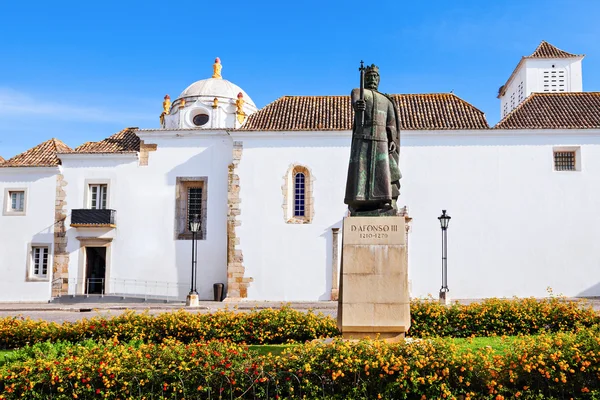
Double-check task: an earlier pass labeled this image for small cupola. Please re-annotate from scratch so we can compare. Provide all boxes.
[160,58,258,130]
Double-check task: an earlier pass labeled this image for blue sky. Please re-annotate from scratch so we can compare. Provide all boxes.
[1,0,599,159]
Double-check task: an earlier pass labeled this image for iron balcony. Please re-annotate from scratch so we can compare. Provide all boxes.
[70,209,116,228]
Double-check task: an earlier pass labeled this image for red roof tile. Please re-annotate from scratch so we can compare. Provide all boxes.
[74,128,140,153]
[240,94,489,131]
[527,41,582,59]
[0,139,72,168]
[495,92,600,129]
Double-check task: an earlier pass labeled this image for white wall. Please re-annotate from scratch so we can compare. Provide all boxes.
[0,168,57,302]
[500,67,526,118]
[61,133,232,300]
[237,130,600,300]
[234,133,350,301]
[403,130,600,299]
[525,58,583,95]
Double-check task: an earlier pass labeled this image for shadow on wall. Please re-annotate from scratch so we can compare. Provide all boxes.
[577,282,600,297]
[318,220,343,301]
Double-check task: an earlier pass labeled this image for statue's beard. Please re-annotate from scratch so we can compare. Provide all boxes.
[365,82,379,90]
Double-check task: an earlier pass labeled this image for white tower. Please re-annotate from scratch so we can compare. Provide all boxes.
[498,41,584,118]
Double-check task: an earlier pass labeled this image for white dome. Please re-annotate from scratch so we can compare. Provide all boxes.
[178,78,256,107]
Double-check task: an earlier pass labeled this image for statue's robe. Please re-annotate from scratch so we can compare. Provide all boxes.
[344,88,401,210]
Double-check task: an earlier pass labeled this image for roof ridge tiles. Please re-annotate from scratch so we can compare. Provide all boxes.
[73,127,140,153]
[241,94,489,131]
[0,138,72,168]
[527,40,583,59]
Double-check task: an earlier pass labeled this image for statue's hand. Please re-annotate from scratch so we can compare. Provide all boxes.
[354,99,366,112]
[389,141,397,153]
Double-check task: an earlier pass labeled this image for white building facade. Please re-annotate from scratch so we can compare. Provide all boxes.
[2,41,600,302]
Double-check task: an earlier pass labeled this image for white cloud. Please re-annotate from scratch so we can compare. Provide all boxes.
[0,87,155,124]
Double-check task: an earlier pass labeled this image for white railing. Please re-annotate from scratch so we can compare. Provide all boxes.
[54,278,189,301]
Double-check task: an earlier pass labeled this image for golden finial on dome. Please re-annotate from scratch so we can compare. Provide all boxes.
[179,98,186,109]
[160,94,171,126]
[212,97,219,109]
[236,92,246,123]
[212,57,222,79]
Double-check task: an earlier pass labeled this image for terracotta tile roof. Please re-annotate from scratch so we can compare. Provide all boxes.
[240,94,489,131]
[74,127,140,153]
[495,92,600,129]
[527,41,582,59]
[0,156,4,164]
[0,138,72,168]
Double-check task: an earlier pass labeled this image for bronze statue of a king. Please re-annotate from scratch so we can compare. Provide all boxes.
[344,63,401,216]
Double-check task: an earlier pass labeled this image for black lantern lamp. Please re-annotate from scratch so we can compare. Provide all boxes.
[438,210,451,230]
[438,210,451,304]
[189,214,201,234]
[188,214,201,298]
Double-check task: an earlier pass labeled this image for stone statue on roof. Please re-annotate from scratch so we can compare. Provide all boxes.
[344,62,401,216]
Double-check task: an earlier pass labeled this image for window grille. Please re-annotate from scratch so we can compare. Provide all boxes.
[554,151,576,171]
[32,247,48,277]
[187,187,203,230]
[10,191,24,211]
[294,172,306,217]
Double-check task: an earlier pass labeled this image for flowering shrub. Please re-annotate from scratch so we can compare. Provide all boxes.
[410,297,600,337]
[0,307,338,349]
[0,298,597,350]
[1,328,600,399]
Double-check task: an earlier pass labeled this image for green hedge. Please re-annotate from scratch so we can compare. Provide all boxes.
[410,297,600,337]
[0,307,337,349]
[0,298,597,349]
[1,328,600,399]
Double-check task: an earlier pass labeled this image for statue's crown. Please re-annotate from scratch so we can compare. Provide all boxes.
[366,64,379,74]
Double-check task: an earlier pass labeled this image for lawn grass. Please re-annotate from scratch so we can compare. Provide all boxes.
[0,336,519,365]
[449,335,518,355]
[248,344,292,356]
[248,335,518,358]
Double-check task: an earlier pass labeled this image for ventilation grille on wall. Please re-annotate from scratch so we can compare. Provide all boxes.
[543,70,566,92]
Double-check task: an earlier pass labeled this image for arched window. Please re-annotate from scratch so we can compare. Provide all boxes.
[294,172,306,217]
[282,165,314,224]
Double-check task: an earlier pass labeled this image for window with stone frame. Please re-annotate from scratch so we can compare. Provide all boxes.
[175,177,208,239]
[26,244,51,281]
[294,172,306,217]
[3,188,27,216]
[553,147,581,172]
[31,246,49,278]
[282,165,314,224]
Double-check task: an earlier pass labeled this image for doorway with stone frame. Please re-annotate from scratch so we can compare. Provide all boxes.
[85,247,106,294]
[76,238,112,295]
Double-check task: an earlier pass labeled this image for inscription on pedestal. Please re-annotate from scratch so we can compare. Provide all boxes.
[343,216,405,245]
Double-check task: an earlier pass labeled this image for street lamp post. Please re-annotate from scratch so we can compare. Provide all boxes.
[186,214,201,307]
[438,210,451,305]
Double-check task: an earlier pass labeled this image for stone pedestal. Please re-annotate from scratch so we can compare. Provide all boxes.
[337,216,410,340]
[186,293,199,307]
